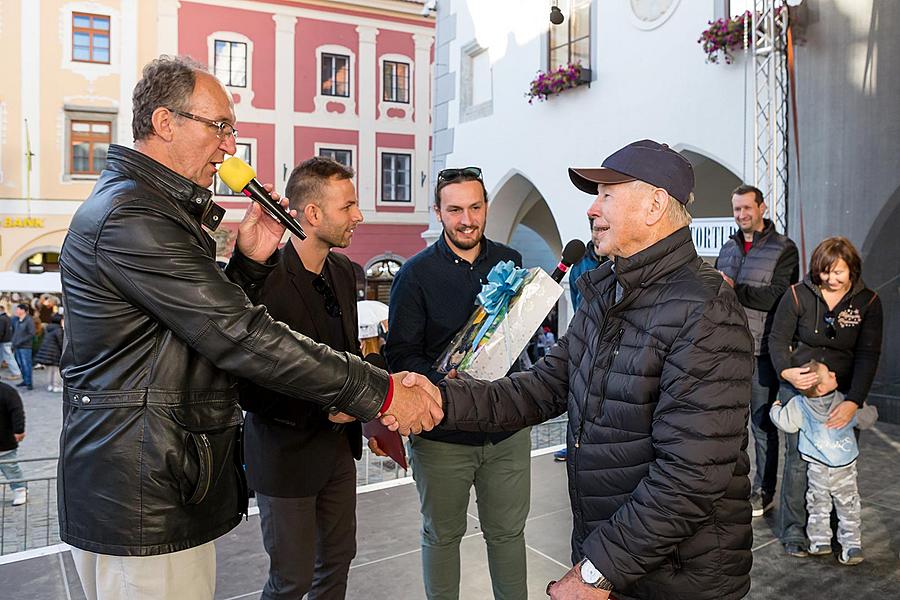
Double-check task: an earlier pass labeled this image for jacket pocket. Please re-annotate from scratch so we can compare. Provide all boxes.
[167,401,242,506]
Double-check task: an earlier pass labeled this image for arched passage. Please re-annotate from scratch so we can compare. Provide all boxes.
[487,170,562,271]
[861,184,900,407]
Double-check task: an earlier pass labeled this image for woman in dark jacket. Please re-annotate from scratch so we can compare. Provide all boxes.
[34,315,64,392]
[769,236,883,557]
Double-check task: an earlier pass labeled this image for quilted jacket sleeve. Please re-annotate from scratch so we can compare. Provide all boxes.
[95,202,389,421]
[439,334,572,430]
[585,289,753,589]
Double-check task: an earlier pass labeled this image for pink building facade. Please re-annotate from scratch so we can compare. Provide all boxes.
[169,0,434,290]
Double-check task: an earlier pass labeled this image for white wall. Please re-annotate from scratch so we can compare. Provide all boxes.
[443,0,752,246]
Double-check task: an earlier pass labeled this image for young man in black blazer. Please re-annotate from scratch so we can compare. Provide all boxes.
[240,157,364,600]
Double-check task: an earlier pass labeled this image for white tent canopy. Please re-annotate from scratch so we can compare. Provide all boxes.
[0,271,62,293]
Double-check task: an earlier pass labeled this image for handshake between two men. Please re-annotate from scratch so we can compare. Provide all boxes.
[328,371,443,435]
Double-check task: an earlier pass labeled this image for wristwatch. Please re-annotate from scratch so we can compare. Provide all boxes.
[579,558,614,591]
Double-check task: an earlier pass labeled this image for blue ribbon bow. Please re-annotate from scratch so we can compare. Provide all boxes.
[471,261,528,349]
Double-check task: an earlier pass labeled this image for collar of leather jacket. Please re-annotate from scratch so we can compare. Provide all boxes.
[613,226,698,293]
[105,144,226,231]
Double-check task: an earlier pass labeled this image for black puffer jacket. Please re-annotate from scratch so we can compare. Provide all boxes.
[35,323,63,366]
[58,145,390,556]
[442,228,753,600]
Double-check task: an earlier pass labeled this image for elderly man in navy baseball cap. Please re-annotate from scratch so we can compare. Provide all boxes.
[568,139,696,259]
[436,137,753,599]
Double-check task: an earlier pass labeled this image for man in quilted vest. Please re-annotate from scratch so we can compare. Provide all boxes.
[716,185,799,517]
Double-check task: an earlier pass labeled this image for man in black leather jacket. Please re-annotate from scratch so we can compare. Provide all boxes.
[58,55,442,600]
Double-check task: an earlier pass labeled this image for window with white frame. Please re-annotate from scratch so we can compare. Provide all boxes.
[214,142,252,195]
[383,61,410,103]
[319,148,353,168]
[321,53,350,97]
[381,153,411,202]
[65,107,116,178]
[214,40,248,87]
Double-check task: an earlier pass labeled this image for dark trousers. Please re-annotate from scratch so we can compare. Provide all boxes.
[14,348,32,387]
[750,354,779,495]
[778,383,807,545]
[257,440,357,600]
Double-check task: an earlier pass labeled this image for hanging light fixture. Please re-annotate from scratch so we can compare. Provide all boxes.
[550,1,564,25]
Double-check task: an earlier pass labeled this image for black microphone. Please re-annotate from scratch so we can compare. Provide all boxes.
[218,157,307,240]
[550,240,587,282]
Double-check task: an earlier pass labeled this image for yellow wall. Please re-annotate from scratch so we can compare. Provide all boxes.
[0,0,23,200]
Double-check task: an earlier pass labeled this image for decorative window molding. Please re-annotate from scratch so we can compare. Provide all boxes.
[314,45,356,115]
[207,31,255,105]
[379,54,414,123]
[459,41,492,123]
[62,105,116,181]
[59,2,120,80]
[377,148,413,204]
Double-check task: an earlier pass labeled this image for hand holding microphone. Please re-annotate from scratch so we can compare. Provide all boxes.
[219,156,307,240]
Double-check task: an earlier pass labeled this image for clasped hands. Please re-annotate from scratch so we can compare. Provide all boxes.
[328,372,443,436]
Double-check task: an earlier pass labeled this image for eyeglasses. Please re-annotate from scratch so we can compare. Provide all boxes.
[169,109,238,140]
[823,311,837,340]
[312,274,343,318]
[437,166,483,182]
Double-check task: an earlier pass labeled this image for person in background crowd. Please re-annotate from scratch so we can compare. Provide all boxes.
[384,165,532,600]
[715,184,799,517]
[0,304,22,381]
[11,304,35,391]
[769,359,878,565]
[569,217,608,312]
[768,236,883,558]
[0,380,27,506]
[35,315,64,393]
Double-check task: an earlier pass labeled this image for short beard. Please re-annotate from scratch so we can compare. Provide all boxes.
[444,227,482,251]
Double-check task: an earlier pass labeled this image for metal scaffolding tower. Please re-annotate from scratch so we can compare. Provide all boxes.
[752,0,790,232]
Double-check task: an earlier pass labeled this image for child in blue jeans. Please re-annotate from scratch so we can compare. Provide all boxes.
[770,360,877,565]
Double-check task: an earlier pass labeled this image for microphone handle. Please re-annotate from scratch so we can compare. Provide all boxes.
[550,263,568,283]
[245,179,307,240]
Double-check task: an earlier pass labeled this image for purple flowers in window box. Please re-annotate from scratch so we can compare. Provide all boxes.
[698,11,751,64]
[526,63,591,104]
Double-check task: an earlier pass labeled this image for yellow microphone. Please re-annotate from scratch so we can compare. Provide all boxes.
[218,157,306,240]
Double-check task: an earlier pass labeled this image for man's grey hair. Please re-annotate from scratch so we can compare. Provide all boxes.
[631,180,693,228]
[666,192,694,228]
[132,55,207,142]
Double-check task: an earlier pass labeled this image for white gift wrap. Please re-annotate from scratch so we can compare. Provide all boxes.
[460,268,562,381]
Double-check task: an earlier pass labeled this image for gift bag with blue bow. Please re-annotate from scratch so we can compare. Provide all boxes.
[434,261,563,381]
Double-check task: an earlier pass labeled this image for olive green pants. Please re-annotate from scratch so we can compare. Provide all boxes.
[409,428,532,600]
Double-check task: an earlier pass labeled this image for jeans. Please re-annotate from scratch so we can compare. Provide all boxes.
[14,348,32,387]
[778,384,808,545]
[750,354,780,495]
[0,448,26,492]
[1,342,20,376]
[409,428,532,600]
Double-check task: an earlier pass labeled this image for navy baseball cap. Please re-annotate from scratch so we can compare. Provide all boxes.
[568,139,695,204]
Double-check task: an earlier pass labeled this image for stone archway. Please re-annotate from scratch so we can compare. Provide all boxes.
[487,170,562,265]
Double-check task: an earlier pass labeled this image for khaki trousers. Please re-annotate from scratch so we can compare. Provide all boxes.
[70,541,216,600]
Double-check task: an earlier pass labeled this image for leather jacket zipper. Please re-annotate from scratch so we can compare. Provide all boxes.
[593,328,625,422]
[187,433,213,505]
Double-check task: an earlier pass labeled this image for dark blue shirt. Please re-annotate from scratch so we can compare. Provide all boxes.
[385,234,522,445]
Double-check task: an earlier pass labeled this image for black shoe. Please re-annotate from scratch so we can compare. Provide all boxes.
[749,491,774,517]
[16,382,28,388]
[27,385,33,390]
[784,543,809,558]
